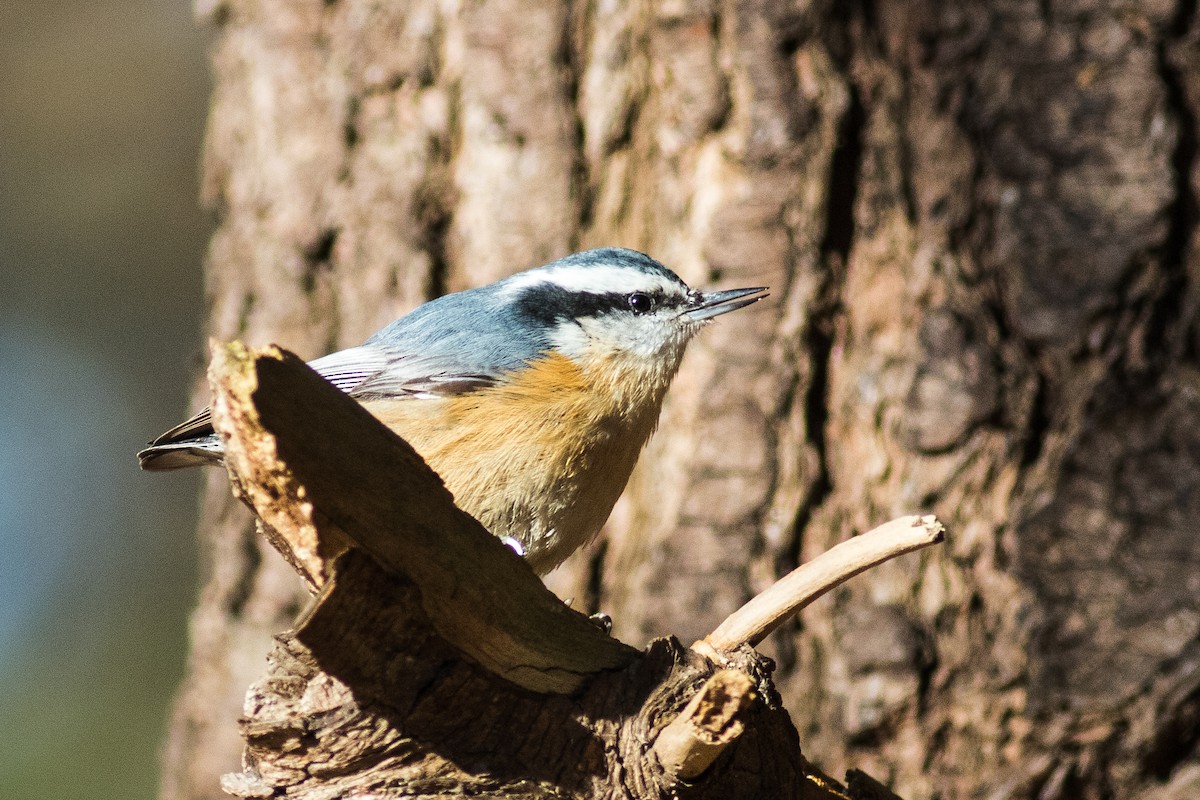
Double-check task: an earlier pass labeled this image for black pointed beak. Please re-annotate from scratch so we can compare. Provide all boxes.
[684,286,769,321]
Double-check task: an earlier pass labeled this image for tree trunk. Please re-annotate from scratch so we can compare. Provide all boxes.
[162,2,1200,799]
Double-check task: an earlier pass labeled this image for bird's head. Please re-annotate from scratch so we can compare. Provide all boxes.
[496,248,766,382]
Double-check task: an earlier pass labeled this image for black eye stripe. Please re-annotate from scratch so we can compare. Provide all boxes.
[515,286,681,324]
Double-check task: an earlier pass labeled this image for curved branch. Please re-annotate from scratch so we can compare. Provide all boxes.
[697,515,945,654]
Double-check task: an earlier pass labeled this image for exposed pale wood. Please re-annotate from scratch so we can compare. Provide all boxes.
[652,669,756,781]
[208,341,635,694]
[699,516,945,654]
[208,340,348,590]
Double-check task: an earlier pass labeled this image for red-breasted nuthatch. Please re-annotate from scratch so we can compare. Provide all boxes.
[139,248,767,574]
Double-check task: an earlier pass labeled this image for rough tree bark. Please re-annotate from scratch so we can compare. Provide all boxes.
[162,2,1200,799]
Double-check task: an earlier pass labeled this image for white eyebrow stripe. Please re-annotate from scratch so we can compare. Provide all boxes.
[501,264,685,297]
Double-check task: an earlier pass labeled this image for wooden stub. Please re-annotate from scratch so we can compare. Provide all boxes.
[653,669,757,781]
[210,340,348,589]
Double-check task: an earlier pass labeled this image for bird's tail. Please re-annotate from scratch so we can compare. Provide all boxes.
[137,435,225,471]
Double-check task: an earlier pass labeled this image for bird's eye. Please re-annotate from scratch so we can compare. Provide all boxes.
[628,292,655,314]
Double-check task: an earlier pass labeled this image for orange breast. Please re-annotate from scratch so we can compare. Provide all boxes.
[362,352,666,573]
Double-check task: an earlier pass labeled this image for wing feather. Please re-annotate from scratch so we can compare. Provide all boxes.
[149,344,500,447]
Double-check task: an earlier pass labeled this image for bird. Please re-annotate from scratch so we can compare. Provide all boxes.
[139,247,766,574]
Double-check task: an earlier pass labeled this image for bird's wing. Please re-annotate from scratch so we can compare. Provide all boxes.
[306,345,395,393]
[151,285,553,448]
[149,344,503,447]
[315,344,502,399]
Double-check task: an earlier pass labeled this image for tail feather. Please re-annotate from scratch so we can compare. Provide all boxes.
[138,435,225,471]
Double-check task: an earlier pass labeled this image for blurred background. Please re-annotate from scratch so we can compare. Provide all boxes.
[0,1,211,797]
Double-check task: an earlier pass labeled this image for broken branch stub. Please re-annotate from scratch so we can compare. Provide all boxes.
[208,341,634,694]
[652,669,756,780]
[208,339,347,588]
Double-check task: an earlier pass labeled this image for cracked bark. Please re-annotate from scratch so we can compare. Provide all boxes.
[163,2,1200,799]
